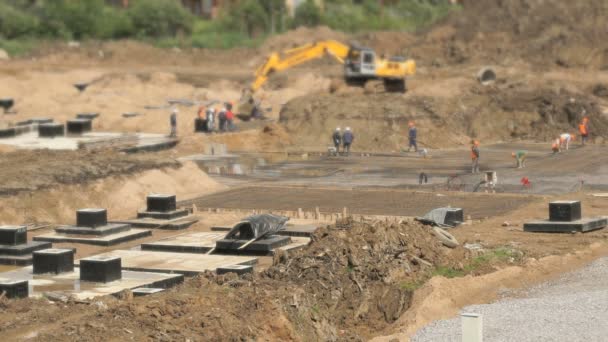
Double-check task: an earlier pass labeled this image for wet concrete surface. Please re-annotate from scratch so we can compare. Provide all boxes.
[187,143,608,195]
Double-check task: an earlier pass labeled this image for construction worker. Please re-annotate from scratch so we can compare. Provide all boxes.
[579,117,589,145]
[332,127,342,155]
[512,150,528,168]
[471,140,480,174]
[552,138,560,154]
[169,108,178,137]
[408,121,418,152]
[206,107,216,132]
[560,133,573,150]
[218,106,227,132]
[225,102,235,131]
[343,127,354,155]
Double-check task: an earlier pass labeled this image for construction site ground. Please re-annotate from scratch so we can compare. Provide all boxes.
[1,1,608,340]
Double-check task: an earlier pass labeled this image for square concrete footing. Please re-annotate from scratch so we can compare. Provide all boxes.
[0,226,27,245]
[76,208,107,227]
[141,232,225,253]
[80,256,122,283]
[66,119,92,135]
[38,123,64,138]
[549,201,582,222]
[55,223,131,236]
[524,217,607,233]
[0,280,29,299]
[111,216,198,230]
[137,209,189,220]
[33,249,74,275]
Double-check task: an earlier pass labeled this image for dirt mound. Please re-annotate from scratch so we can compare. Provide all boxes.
[419,0,608,68]
[280,81,608,151]
[261,26,348,51]
[0,219,467,341]
[0,149,177,196]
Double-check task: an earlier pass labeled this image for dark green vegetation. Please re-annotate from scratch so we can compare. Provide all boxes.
[0,0,457,54]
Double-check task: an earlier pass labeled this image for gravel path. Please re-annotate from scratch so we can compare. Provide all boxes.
[412,257,608,341]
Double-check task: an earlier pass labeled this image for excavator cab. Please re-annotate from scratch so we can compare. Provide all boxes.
[344,46,377,85]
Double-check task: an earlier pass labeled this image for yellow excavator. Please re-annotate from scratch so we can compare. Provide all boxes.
[250,40,416,94]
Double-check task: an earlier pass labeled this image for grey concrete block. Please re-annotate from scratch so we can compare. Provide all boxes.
[0,225,27,245]
[549,201,582,222]
[38,123,64,138]
[66,119,92,135]
[0,280,28,299]
[0,241,52,256]
[33,248,74,274]
[0,127,16,138]
[76,208,108,228]
[146,194,176,212]
[80,256,122,283]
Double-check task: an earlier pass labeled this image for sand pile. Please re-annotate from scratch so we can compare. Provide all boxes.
[0,160,224,224]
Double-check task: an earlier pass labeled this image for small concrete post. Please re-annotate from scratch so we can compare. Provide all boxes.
[298,208,303,219]
[315,207,320,220]
[342,207,348,218]
[461,313,482,342]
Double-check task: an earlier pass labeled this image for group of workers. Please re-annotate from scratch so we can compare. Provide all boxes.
[168,102,236,138]
[197,102,236,133]
[331,127,355,155]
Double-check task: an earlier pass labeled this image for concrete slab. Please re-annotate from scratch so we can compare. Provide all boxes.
[141,232,225,253]
[215,235,291,253]
[524,217,608,233]
[216,265,253,275]
[112,216,198,230]
[74,250,257,276]
[33,228,151,246]
[137,209,189,220]
[0,131,173,151]
[0,266,183,301]
[275,237,311,254]
[132,287,165,296]
[55,223,131,236]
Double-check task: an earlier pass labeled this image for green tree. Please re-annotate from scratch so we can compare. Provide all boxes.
[293,0,323,28]
[128,0,194,38]
[260,0,286,34]
[40,0,106,39]
[0,3,39,39]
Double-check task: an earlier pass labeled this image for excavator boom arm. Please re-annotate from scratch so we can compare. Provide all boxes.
[251,40,350,91]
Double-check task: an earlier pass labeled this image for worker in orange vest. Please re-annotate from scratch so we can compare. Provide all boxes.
[471,140,480,174]
[551,138,560,154]
[579,117,589,145]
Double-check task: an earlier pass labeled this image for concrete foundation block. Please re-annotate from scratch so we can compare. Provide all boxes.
[194,118,206,132]
[55,223,130,236]
[549,201,581,222]
[137,209,188,220]
[216,264,254,275]
[66,119,92,135]
[0,225,27,245]
[0,280,29,299]
[0,127,16,138]
[0,241,52,256]
[80,256,122,283]
[33,248,74,274]
[146,194,177,212]
[76,208,108,228]
[38,123,64,138]
[524,217,607,233]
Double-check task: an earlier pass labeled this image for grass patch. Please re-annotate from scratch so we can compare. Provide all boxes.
[433,247,523,279]
[400,278,427,291]
[0,38,38,57]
